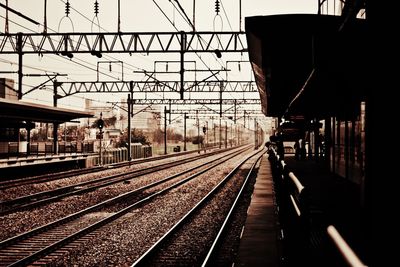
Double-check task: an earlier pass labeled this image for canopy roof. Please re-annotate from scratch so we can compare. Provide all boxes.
[246,14,368,119]
[0,98,93,127]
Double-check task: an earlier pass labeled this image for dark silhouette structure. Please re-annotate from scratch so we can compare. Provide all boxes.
[246,2,386,265]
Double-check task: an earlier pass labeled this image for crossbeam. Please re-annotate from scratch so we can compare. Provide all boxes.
[55,80,257,97]
[127,99,261,105]
[0,31,247,54]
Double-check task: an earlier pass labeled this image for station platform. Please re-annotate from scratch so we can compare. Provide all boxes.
[235,152,368,267]
[0,153,97,179]
[235,153,280,267]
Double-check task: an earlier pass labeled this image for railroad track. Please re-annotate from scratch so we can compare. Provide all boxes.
[131,149,265,267]
[0,146,248,216]
[0,147,254,266]
[0,149,202,190]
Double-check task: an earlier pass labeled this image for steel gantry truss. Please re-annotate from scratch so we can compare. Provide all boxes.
[54,80,257,98]
[1,31,248,100]
[0,31,247,54]
[127,99,261,105]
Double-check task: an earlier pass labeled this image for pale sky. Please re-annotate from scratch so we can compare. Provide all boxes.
[0,0,318,129]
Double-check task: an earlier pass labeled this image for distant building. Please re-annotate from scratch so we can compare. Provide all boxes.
[0,78,17,100]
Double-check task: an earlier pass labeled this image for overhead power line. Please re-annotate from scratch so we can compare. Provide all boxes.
[0,3,40,26]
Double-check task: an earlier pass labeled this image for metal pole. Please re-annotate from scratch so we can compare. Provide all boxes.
[43,0,47,33]
[206,121,208,151]
[64,122,67,155]
[169,100,172,124]
[219,117,222,149]
[235,124,239,145]
[231,123,233,147]
[180,31,186,99]
[213,118,216,148]
[99,128,103,165]
[27,124,31,156]
[5,0,9,33]
[234,99,237,123]
[238,124,240,145]
[197,110,200,153]
[53,80,58,154]
[17,32,23,100]
[219,82,223,117]
[225,121,227,148]
[184,113,187,151]
[164,106,167,155]
[239,0,242,31]
[99,112,103,165]
[127,94,132,161]
[117,0,121,32]
[192,0,196,31]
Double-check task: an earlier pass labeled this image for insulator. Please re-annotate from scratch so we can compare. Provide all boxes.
[94,0,99,16]
[215,0,220,15]
[65,1,70,17]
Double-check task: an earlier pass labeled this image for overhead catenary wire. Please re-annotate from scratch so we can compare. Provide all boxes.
[0,21,126,106]
[169,1,242,102]
[172,0,196,31]
[1,2,250,109]
[0,18,123,80]
[0,4,145,83]
[57,0,147,73]
[155,1,231,82]
[219,0,233,31]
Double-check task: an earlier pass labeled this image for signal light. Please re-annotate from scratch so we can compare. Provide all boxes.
[97,118,104,129]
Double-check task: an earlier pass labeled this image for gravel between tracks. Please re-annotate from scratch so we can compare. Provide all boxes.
[0,149,246,242]
[57,154,257,266]
[0,153,203,202]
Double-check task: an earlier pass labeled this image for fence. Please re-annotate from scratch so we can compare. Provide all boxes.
[0,141,95,158]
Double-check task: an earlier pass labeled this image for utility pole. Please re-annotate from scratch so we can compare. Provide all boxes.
[52,80,61,154]
[127,94,132,161]
[206,121,208,151]
[213,118,216,148]
[17,32,23,100]
[197,110,200,153]
[219,82,223,149]
[231,123,233,147]
[225,121,227,148]
[98,112,104,165]
[128,81,134,161]
[184,113,187,151]
[219,117,222,149]
[180,31,186,99]
[164,106,168,155]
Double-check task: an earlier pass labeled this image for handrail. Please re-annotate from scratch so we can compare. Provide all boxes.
[280,159,286,169]
[288,171,304,194]
[269,145,366,266]
[327,225,367,267]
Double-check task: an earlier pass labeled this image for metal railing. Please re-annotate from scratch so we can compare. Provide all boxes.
[267,145,366,266]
